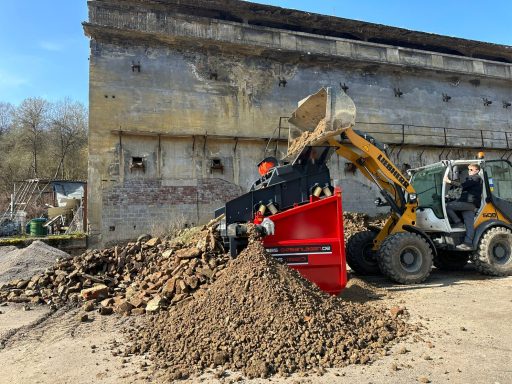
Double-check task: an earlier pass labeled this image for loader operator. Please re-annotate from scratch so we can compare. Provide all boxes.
[443,164,483,250]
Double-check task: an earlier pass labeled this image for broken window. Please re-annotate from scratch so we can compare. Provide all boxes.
[130,156,145,172]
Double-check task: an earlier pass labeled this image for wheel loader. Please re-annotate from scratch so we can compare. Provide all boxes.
[215,87,512,292]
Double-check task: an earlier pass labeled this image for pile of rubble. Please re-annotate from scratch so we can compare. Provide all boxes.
[0,214,412,379]
[128,228,413,380]
[0,214,387,314]
[0,226,228,314]
[343,212,386,239]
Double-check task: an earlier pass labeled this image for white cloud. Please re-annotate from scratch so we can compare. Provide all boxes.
[0,68,29,87]
[39,41,64,52]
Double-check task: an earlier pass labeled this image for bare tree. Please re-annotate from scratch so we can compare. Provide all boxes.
[0,97,88,203]
[49,99,88,179]
[0,102,14,135]
[14,98,50,178]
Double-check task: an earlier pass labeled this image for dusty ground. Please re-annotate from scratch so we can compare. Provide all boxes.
[1,265,511,384]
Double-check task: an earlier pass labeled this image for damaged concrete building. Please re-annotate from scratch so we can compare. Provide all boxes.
[83,0,512,246]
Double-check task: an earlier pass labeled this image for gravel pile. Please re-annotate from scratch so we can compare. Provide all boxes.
[0,214,410,379]
[0,241,71,285]
[128,227,413,380]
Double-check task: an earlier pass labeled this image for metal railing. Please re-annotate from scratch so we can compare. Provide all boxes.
[264,118,512,160]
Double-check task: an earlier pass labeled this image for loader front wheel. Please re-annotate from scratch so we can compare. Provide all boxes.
[346,231,381,275]
[378,232,433,284]
[472,227,512,276]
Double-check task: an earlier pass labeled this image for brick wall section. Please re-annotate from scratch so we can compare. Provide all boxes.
[104,179,243,206]
[101,178,243,244]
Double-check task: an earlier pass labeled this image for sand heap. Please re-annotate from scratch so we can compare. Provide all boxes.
[128,228,412,380]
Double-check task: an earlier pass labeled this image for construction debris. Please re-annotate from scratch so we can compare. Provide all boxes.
[0,214,387,310]
[343,212,387,239]
[0,213,416,379]
[127,227,414,380]
[0,226,229,311]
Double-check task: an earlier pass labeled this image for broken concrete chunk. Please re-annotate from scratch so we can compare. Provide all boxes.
[115,301,134,315]
[98,306,113,316]
[128,296,146,308]
[83,301,95,312]
[175,247,201,259]
[145,295,166,313]
[162,249,173,258]
[145,237,162,247]
[100,297,114,307]
[162,278,176,297]
[81,284,108,301]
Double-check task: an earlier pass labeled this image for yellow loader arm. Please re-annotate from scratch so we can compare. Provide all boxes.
[287,87,419,247]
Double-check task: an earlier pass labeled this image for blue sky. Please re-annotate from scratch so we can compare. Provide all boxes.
[0,1,511,106]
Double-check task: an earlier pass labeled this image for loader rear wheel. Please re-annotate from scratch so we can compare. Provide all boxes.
[434,251,469,271]
[378,232,433,284]
[346,231,381,275]
[472,227,512,276]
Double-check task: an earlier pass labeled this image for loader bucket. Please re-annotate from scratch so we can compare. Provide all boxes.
[286,87,356,159]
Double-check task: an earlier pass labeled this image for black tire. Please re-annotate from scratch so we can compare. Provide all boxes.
[434,251,469,271]
[378,232,433,284]
[346,231,381,275]
[472,227,512,276]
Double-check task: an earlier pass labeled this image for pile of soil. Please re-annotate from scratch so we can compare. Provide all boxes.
[338,276,389,303]
[0,241,71,285]
[128,229,413,380]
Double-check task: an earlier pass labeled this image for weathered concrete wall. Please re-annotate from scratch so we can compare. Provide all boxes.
[85,0,512,246]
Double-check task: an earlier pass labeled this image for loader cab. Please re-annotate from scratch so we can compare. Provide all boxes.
[410,160,487,234]
[410,159,512,235]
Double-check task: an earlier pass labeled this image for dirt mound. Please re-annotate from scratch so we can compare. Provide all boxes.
[338,275,389,302]
[128,230,413,380]
[0,241,70,285]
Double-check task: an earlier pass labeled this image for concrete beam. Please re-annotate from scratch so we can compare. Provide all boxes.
[84,6,512,82]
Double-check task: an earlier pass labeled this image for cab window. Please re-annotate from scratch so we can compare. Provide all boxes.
[486,160,512,202]
[410,165,445,218]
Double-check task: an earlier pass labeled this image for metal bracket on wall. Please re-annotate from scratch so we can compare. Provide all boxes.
[501,133,511,160]
[203,132,208,156]
[438,147,452,161]
[395,146,404,164]
[498,150,512,160]
[418,148,426,165]
[233,137,239,153]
